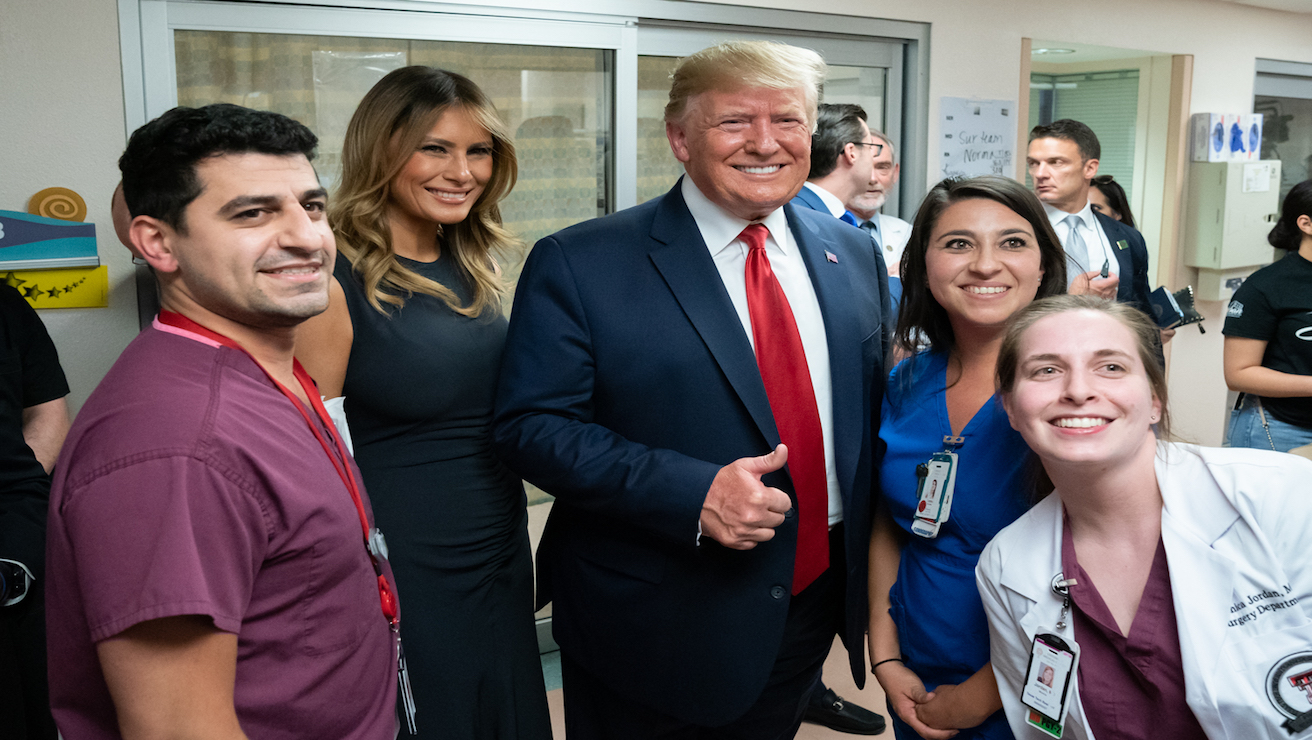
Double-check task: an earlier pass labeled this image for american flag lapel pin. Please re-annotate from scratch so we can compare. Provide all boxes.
[825,250,839,264]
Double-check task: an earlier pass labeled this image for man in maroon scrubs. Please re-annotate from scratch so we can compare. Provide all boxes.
[46,104,400,740]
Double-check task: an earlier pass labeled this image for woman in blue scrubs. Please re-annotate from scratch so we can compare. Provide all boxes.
[868,176,1066,739]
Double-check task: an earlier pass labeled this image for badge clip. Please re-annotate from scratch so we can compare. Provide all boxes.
[911,450,957,539]
[1022,632,1080,739]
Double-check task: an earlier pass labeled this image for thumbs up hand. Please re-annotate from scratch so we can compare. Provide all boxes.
[699,444,794,550]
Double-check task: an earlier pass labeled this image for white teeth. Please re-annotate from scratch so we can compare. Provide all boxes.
[429,189,468,202]
[1054,417,1108,428]
[738,165,781,174]
[967,286,1007,294]
[268,266,317,275]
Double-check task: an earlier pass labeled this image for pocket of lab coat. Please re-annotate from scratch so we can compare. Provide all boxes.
[1221,618,1312,739]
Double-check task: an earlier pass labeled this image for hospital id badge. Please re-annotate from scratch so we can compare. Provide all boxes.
[910,451,956,539]
[1022,632,1079,739]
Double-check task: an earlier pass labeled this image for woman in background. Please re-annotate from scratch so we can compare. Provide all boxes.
[1223,179,1312,452]
[1087,175,1176,346]
[1087,175,1135,229]
[298,66,551,739]
[981,294,1312,739]
[869,176,1066,739]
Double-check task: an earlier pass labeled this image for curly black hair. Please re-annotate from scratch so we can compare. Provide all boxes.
[119,103,317,233]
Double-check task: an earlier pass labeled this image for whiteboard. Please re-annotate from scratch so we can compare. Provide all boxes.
[939,97,1017,181]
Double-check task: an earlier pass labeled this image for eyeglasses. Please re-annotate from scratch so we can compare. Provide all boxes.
[850,141,885,156]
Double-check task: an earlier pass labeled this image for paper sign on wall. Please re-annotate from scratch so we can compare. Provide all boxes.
[940,97,1017,180]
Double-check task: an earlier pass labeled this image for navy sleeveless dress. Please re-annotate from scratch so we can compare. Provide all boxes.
[335,254,550,740]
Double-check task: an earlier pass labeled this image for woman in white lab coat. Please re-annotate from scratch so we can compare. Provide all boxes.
[977,294,1312,740]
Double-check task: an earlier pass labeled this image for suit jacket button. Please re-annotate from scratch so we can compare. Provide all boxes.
[784,508,796,520]
[770,586,786,599]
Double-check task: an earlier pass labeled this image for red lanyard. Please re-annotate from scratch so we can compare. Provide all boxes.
[157,311,398,628]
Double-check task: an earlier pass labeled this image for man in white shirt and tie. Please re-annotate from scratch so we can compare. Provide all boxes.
[846,128,911,278]
[1026,119,1154,320]
[790,104,879,229]
[790,104,896,346]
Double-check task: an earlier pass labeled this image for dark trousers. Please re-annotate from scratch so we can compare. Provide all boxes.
[562,526,847,740]
[0,585,57,740]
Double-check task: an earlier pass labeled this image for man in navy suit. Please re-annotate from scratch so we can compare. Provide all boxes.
[1026,119,1154,317]
[792,103,896,363]
[789,103,890,737]
[494,41,889,739]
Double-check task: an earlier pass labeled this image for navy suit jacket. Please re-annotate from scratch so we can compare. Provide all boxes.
[1094,210,1153,318]
[790,187,895,353]
[789,184,832,217]
[492,181,888,725]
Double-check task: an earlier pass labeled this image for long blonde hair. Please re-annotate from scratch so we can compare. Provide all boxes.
[330,66,520,317]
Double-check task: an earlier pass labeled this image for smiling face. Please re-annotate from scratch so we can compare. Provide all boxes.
[848,138,899,220]
[1003,310,1161,469]
[1027,136,1098,214]
[388,106,493,231]
[666,85,811,221]
[146,152,335,332]
[925,198,1044,335]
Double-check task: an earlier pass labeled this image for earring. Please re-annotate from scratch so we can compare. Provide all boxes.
[1150,415,1159,423]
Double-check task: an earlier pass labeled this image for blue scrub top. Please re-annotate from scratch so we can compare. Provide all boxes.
[880,351,1031,738]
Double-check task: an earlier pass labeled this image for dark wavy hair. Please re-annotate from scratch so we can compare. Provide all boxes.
[1268,179,1312,252]
[895,176,1068,357]
[119,104,317,233]
[1090,175,1136,230]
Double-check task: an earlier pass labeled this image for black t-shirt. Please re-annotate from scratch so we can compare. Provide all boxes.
[0,281,69,575]
[1223,251,1312,428]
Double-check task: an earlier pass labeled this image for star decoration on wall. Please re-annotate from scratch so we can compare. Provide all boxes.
[1,271,88,303]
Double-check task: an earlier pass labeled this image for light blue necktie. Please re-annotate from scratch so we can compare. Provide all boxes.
[1063,214,1089,287]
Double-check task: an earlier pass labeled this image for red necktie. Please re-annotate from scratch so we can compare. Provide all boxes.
[740,224,829,594]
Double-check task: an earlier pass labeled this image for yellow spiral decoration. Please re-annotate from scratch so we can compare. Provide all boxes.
[27,187,87,222]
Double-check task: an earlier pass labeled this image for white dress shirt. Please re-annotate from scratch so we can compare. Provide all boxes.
[681,177,841,525]
[802,181,848,219]
[1043,200,1118,285]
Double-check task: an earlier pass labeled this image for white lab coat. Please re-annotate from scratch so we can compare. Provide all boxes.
[977,442,1312,740]
[877,214,911,274]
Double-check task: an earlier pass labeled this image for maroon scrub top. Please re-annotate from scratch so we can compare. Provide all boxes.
[46,324,399,740]
[1061,515,1208,740]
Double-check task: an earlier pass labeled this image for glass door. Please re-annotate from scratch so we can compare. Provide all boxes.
[170,31,615,295]
[635,23,903,212]
[1256,59,1312,201]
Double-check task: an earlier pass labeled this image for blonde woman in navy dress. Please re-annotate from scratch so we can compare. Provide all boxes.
[298,66,550,739]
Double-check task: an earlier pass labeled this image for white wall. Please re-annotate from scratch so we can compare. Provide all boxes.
[1,0,138,414]
[9,0,1312,441]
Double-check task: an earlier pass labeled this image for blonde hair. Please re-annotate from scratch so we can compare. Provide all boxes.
[330,66,520,317]
[996,295,1171,440]
[664,41,826,126]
